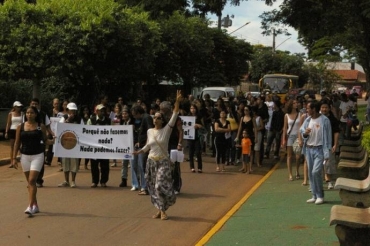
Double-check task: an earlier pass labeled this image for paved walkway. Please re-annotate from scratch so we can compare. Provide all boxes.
[198,162,341,246]
[0,138,341,245]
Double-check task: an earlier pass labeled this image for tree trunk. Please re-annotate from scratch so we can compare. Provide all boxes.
[182,78,192,97]
[33,80,41,101]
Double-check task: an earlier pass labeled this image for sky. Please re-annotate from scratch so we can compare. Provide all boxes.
[208,0,307,54]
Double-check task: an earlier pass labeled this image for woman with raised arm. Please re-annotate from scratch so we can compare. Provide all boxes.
[133,90,182,220]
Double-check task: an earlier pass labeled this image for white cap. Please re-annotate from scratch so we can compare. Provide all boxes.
[13,101,23,107]
[96,104,106,110]
[67,102,78,110]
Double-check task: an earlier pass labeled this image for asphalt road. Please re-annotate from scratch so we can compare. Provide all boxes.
[0,154,274,246]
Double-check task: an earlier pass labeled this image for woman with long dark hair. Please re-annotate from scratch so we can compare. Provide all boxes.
[235,106,257,172]
[214,109,231,172]
[188,103,204,173]
[12,106,53,215]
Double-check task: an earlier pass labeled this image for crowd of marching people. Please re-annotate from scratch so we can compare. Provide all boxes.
[4,88,364,215]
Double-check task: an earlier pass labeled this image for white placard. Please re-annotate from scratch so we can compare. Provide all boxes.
[179,116,195,140]
[54,123,134,159]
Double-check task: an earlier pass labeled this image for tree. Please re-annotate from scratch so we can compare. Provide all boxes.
[301,62,342,92]
[192,0,276,29]
[259,0,370,88]
[152,12,215,94]
[0,0,162,106]
[250,46,304,85]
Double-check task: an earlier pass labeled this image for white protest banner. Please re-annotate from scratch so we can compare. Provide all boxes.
[49,117,60,135]
[179,116,195,140]
[54,123,134,159]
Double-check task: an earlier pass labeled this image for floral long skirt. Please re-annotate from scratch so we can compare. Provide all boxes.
[145,158,176,211]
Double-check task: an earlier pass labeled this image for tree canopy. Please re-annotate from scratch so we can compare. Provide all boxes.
[260,0,370,87]
[0,0,256,107]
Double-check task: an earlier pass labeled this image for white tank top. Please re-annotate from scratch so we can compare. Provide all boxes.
[287,113,300,135]
[10,114,23,129]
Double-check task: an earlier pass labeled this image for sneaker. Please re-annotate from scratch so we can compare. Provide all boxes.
[306,198,316,203]
[91,183,98,188]
[130,187,138,191]
[32,205,39,214]
[111,162,117,167]
[24,206,33,215]
[174,190,179,195]
[36,183,43,188]
[70,181,76,188]
[328,182,334,190]
[315,198,324,205]
[58,181,69,187]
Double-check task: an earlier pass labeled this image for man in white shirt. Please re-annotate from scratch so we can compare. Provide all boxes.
[300,100,332,205]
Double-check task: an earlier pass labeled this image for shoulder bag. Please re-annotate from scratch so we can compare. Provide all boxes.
[154,135,175,171]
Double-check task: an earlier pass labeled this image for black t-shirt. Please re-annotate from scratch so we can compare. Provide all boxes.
[214,119,230,143]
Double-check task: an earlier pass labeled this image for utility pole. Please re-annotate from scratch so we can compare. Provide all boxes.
[272,28,276,53]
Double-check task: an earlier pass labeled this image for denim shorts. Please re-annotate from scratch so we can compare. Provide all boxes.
[287,134,298,147]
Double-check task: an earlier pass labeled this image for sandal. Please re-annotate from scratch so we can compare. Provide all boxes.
[138,190,148,195]
[152,211,161,219]
[302,182,308,186]
[289,177,294,181]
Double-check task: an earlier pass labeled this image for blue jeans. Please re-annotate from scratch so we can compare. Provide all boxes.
[131,153,146,189]
[305,147,324,199]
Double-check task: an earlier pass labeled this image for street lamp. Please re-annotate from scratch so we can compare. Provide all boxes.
[275,37,291,50]
[229,22,251,35]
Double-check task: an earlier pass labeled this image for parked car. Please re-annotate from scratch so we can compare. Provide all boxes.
[0,108,11,138]
[200,87,235,102]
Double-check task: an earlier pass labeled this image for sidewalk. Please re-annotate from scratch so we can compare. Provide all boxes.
[198,162,341,246]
